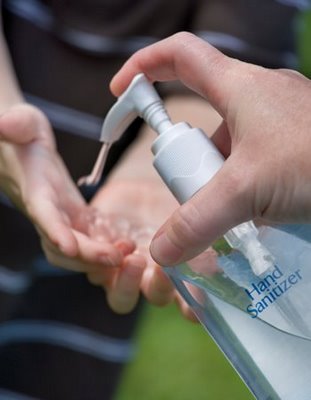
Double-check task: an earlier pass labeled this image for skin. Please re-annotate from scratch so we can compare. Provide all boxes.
[111,31,311,266]
[0,13,198,319]
[0,103,144,314]
[0,102,198,318]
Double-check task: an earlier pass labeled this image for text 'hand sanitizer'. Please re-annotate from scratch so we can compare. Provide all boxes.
[87,74,311,400]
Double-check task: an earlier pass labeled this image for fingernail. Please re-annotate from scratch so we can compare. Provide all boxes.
[150,232,183,265]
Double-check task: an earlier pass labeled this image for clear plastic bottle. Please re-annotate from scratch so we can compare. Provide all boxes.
[166,223,311,400]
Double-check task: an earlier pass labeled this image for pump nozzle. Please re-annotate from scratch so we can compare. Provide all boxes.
[100,73,173,143]
[78,73,172,186]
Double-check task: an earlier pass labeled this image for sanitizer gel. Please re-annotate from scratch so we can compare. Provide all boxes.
[89,73,311,399]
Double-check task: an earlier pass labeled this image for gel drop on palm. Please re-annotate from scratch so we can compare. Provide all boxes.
[98,73,311,400]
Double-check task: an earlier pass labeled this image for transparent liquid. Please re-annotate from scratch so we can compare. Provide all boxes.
[166,224,311,400]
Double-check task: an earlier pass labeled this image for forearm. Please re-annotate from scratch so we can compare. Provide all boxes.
[0,8,23,112]
[0,4,25,197]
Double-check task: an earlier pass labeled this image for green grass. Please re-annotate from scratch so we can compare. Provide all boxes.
[297,10,311,77]
[115,303,253,400]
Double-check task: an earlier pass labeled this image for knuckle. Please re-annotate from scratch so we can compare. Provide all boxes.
[169,202,206,247]
[223,160,257,217]
[172,31,196,44]
[276,68,306,82]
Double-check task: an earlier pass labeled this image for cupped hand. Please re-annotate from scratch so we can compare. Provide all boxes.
[111,31,311,266]
[0,103,131,279]
[0,104,196,318]
[91,178,197,320]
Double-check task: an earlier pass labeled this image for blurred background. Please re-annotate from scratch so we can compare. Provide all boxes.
[1,2,311,400]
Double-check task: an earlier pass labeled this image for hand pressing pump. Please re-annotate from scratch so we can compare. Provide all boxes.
[79,73,275,276]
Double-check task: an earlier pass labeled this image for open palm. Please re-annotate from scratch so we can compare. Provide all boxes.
[0,104,130,275]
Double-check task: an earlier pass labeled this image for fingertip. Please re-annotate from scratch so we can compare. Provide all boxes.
[56,229,79,258]
[110,68,137,97]
[150,231,184,266]
[109,74,123,97]
[107,254,145,314]
[110,56,146,96]
[175,293,198,323]
[143,264,175,306]
[181,305,198,323]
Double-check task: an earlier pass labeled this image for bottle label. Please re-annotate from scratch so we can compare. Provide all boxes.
[245,265,303,318]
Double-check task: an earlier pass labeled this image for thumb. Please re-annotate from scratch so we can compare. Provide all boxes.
[150,159,253,265]
[0,104,51,145]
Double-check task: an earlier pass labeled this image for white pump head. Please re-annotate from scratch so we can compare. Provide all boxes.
[100,73,173,143]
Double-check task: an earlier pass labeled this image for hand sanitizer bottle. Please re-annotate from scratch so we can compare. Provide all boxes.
[96,73,311,400]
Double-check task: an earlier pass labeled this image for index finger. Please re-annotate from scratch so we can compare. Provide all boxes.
[110,32,244,117]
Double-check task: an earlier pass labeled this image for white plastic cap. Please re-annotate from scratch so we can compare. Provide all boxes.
[152,123,224,203]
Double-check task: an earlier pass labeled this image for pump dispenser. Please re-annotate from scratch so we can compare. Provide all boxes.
[80,73,311,400]
[98,73,274,276]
